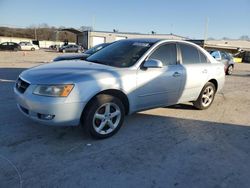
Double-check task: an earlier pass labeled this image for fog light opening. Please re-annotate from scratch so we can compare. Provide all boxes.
[38,113,55,120]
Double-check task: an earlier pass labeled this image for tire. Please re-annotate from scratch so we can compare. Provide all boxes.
[193,82,216,110]
[82,94,125,139]
[226,65,233,75]
[62,49,66,53]
[31,48,35,51]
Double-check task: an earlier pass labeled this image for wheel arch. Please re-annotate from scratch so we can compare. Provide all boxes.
[82,89,130,118]
[208,79,218,92]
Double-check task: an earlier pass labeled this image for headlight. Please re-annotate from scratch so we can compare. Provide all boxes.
[33,84,74,97]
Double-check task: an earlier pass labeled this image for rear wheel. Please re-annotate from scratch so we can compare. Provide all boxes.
[226,65,233,75]
[193,82,216,110]
[31,47,35,51]
[82,94,125,139]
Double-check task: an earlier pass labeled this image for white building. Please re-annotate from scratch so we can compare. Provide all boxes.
[75,30,187,49]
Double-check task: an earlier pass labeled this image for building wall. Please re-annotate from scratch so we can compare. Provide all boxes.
[0,36,75,48]
[0,36,33,44]
[39,41,65,48]
[205,40,250,51]
[78,31,187,49]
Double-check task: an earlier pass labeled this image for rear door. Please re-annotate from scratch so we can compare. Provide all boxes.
[178,43,209,102]
[73,45,78,52]
[71,45,76,52]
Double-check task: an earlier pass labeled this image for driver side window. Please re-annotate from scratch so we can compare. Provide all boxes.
[149,43,177,66]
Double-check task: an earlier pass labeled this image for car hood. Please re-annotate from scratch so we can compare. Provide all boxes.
[53,53,89,61]
[20,60,117,84]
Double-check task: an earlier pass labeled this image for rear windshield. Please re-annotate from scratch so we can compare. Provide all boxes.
[86,40,154,67]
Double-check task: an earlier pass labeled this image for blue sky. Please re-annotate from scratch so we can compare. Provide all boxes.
[0,0,249,39]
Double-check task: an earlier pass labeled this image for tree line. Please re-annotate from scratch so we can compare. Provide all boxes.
[0,26,79,42]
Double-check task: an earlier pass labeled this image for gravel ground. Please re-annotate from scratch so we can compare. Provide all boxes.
[0,50,250,188]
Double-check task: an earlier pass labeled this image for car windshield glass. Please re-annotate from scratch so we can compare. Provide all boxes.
[86,40,153,67]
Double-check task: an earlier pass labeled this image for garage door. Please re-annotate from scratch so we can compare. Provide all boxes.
[115,36,127,41]
[92,36,105,47]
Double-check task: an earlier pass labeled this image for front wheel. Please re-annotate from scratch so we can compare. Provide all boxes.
[82,94,125,139]
[193,82,216,110]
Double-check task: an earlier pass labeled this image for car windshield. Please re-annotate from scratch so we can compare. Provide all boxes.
[86,40,154,67]
[85,43,109,55]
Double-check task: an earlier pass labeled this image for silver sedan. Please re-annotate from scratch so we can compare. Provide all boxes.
[14,39,225,138]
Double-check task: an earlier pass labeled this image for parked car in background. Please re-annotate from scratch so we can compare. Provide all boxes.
[53,43,111,62]
[59,44,83,53]
[14,39,225,139]
[19,42,39,51]
[49,44,60,50]
[0,42,20,51]
[209,50,234,75]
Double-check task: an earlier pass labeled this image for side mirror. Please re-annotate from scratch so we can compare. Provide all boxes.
[143,59,163,68]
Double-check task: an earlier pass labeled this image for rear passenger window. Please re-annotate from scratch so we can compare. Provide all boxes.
[199,51,208,63]
[180,44,200,64]
[149,43,177,66]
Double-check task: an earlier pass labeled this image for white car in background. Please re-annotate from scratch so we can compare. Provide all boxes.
[19,42,39,51]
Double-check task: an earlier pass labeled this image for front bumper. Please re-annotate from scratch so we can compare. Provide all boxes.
[14,86,86,126]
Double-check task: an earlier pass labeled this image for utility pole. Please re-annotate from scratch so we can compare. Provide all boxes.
[92,15,95,31]
[34,27,37,40]
[204,17,209,41]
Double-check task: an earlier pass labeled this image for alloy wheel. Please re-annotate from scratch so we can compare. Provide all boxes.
[201,86,214,107]
[227,66,233,75]
[92,102,121,135]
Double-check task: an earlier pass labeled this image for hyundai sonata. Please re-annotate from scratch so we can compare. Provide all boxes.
[14,39,225,138]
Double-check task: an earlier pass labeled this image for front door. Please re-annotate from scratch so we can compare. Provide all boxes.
[136,43,184,110]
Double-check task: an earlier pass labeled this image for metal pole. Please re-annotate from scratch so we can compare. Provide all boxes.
[34,28,37,40]
[92,15,95,31]
[204,17,209,42]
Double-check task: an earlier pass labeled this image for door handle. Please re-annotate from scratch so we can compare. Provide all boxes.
[202,69,208,74]
[173,72,181,77]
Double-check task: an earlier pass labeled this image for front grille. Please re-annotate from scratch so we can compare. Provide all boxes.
[16,78,30,93]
